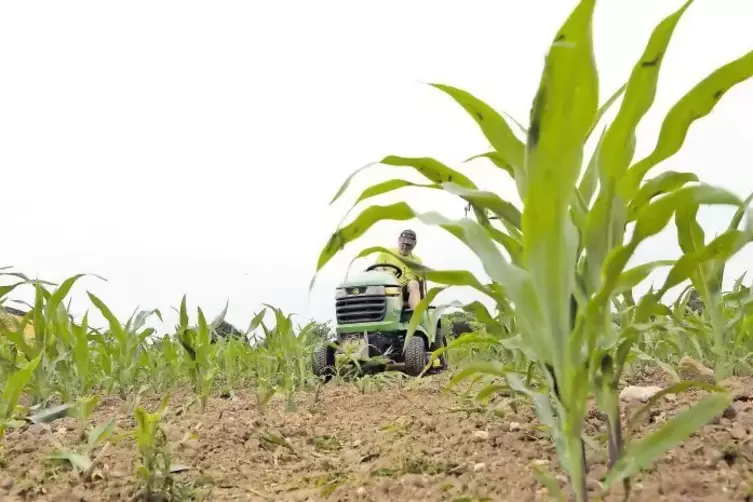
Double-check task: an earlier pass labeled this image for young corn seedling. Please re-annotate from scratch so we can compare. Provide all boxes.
[88,293,160,400]
[3,275,95,405]
[175,295,219,413]
[313,1,753,499]
[256,305,316,411]
[132,395,182,500]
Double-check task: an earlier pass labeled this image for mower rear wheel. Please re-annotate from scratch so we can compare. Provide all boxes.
[312,344,336,382]
[430,331,448,371]
[404,335,427,377]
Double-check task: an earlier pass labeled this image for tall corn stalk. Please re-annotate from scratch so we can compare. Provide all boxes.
[313,1,753,499]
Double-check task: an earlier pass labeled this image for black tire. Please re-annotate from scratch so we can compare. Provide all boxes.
[404,335,427,377]
[312,344,336,382]
[430,330,448,371]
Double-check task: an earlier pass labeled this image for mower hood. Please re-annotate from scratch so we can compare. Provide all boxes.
[337,270,400,288]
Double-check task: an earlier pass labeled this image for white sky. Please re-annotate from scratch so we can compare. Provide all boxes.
[1,0,752,333]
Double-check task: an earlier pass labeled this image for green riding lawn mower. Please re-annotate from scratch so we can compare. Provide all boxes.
[311,263,448,381]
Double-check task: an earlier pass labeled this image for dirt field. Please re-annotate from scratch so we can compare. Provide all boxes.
[2,370,753,502]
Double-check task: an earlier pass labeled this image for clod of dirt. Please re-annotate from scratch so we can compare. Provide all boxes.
[509,422,521,432]
[473,430,489,441]
[473,462,486,473]
[620,385,665,403]
[730,426,747,440]
[723,405,738,420]
[678,356,716,383]
[721,378,753,402]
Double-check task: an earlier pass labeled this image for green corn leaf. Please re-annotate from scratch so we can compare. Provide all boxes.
[464,151,515,180]
[0,282,28,301]
[631,185,741,243]
[448,361,510,387]
[316,202,415,274]
[88,292,128,346]
[341,177,522,231]
[441,182,522,229]
[329,155,477,207]
[404,286,446,342]
[476,383,511,402]
[585,82,627,139]
[577,127,606,211]
[47,450,93,473]
[486,227,524,266]
[87,417,116,450]
[246,309,267,335]
[178,295,189,331]
[659,229,752,295]
[379,155,477,187]
[615,260,675,295]
[627,171,700,220]
[47,274,104,320]
[350,179,433,206]
[717,192,753,285]
[623,49,753,198]
[461,301,508,337]
[210,300,230,330]
[0,352,41,422]
[625,380,726,432]
[430,83,526,197]
[604,391,731,488]
[598,0,692,181]
[502,111,529,136]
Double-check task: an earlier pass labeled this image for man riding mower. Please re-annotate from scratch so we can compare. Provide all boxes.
[311,229,448,380]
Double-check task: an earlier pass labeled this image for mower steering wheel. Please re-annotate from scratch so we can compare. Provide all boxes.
[366,263,403,279]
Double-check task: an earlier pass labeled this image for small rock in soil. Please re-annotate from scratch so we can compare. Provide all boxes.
[473,462,486,473]
[620,385,664,403]
[509,422,521,432]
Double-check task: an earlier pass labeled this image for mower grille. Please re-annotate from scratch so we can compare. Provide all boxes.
[336,295,387,324]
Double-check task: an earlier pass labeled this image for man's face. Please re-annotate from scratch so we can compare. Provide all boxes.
[398,235,416,256]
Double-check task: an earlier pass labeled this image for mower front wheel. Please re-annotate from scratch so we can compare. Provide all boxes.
[404,335,427,377]
[312,344,336,382]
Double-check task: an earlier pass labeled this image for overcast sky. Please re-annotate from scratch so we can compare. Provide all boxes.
[1,0,752,333]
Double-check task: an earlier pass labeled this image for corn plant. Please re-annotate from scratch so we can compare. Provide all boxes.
[88,293,160,400]
[313,1,753,499]
[175,296,219,413]
[132,395,177,500]
[2,275,101,404]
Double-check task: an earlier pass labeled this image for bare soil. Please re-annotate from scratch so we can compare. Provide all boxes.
[3,370,753,502]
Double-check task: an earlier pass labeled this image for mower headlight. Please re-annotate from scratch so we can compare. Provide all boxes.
[384,286,401,296]
[335,288,346,298]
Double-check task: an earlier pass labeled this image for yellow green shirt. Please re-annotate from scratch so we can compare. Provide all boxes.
[374,247,423,285]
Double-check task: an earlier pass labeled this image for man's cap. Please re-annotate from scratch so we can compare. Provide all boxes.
[400,229,417,241]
